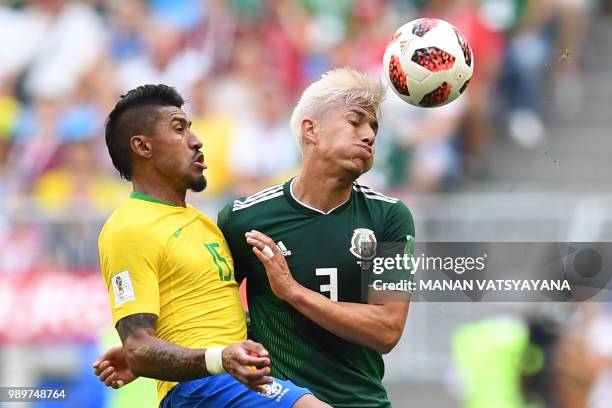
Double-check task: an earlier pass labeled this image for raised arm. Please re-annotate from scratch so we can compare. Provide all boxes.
[246,231,409,354]
[279,287,408,354]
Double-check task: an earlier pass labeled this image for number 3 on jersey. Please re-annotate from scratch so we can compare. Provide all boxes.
[316,268,338,301]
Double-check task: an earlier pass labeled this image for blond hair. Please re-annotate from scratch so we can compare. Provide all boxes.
[290,67,386,150]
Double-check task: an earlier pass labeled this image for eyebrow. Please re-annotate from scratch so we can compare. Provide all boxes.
[170,116,192,128]
[347,109,378,132]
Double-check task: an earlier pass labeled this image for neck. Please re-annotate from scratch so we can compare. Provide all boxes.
[132,179,187,207]
[293,164,354,213]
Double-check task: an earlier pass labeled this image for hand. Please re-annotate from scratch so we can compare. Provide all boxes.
[92,346,138,389]
[222,340,273,392]
[246,230,300,302]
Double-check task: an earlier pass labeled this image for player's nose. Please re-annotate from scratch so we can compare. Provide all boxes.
[188,131,203,150]
[361,128,375,146]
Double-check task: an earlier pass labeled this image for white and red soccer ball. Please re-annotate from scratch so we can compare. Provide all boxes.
[383,18,474,108]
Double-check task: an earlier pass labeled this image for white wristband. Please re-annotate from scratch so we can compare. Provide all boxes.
[205,346,226,375]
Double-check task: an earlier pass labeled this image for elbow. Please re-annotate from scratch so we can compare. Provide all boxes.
[377,334,401,355]
[376,325,404,354]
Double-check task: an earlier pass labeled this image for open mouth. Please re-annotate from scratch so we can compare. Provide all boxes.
[194,153,206,169]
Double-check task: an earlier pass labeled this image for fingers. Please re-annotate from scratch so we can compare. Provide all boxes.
[96,346,122,365]
[247,377,274,393]
[225,341,274,391]
[245,231,279,259]
[246,374,274,391]
[107,377,126,390]
[235,366,273,390]
[246,237,274,256]
[261,245,274,258]
[109,377,126,389]
[100,370,127,389]
[93,345,123,374]
[236,353,270,368]
[104,371,117,387]
[245,230,274,246]
[231,342,271,375]
[242,366,272,381]
[94,359,116,389]
[94,360,125,389]
[94,360,111,376]
[99,366,115,384]
[252,246,271,264]
[244,340,269,357]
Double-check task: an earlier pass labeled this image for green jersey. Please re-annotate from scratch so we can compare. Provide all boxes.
[218,178,415,408]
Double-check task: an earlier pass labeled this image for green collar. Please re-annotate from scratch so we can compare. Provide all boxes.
[130,191,179,207]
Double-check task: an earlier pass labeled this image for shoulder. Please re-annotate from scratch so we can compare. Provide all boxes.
[218,183,285,228]
[352,181,402,207]
[352,181,414,236]
[231,183,285,212]
[99,201,163,247]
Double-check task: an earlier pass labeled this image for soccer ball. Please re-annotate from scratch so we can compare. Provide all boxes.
[383,18,474,108]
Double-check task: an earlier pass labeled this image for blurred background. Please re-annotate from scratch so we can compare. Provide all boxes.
[1,0,612,407]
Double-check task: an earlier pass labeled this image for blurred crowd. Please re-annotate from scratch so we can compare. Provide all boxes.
[0,0,599,208]
[0,0,602,269]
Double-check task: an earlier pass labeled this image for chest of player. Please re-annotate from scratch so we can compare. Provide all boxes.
[251,211,380,304]
[163,218,236,289]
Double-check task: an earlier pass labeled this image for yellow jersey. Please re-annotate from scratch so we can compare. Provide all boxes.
[98,192,247,402]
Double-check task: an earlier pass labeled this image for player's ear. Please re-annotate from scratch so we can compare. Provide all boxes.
[130,135,153,159]
[301,118,317,146]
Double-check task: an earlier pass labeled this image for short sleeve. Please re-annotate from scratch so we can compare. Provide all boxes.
[98,226,162,326]
[368,201,416,293]
[382,200,415,243]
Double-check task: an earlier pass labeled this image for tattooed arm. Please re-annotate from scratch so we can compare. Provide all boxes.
[116,313,207,381]
[114,313,273,388]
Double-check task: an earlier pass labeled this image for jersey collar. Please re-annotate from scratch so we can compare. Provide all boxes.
[284,177,352,216]
[130,191,180,207]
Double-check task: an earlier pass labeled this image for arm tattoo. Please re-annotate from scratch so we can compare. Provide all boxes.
[135,339,209,381]
[116,313,157,343]
[116,313,208,381]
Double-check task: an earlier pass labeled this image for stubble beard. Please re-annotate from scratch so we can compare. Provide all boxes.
[189,174,207,192]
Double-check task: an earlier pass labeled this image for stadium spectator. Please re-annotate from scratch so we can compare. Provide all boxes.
[207,36,266,124]
[380,91,466,193]
[229,83,300,196]
[107,0,148,63]
[117,19,210,97]
[32,138,127,214]
[493,0,589,147]
[419,0,504,171]
[4,98,64,201]
[0,82,20,186]
[187,77,239,199]
[21,0,106,100]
